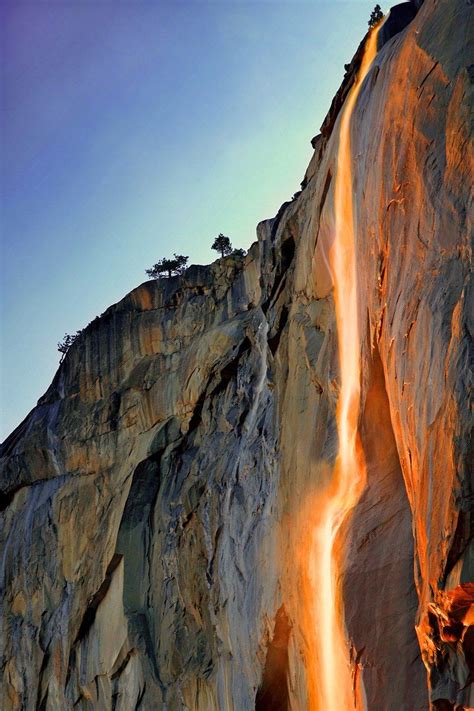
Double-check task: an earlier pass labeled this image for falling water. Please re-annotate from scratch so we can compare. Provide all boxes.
[309,24,382,710]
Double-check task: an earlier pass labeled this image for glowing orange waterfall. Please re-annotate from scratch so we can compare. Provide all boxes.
[307,24,382,711]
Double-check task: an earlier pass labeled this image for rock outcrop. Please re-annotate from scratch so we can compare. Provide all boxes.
[1,0,471,708]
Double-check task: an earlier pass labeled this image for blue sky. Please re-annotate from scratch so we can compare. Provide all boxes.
[1,0,383,440]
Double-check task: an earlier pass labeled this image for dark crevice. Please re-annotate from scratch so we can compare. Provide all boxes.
[237,407,250,432]
[432,701,455,711]
[268,306,289,356]
[108,391,122,431]
[255,606,291,711]
[280,236,296,272]
[207,525,223,583]
[37,690,49,711]
[270,202,292,242]
[111,648,135,681]
[319,170,332,217]
[135,682,147,709]
[35,650,50,711]
[132,613,163,688]
[163,288,184,309]
[187,390,207,434]
[73,555,123,646]
[443,509,474,586]
[66,555,124,689]
[121,458,162,530]
[262,235,295,315]
[0,482,25,512]
[262,274,287,317]
[209,338,251,400]
[114,453,166,693]
[186,337,251,436]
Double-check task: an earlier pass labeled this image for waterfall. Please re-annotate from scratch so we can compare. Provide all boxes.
[308,22,383,710]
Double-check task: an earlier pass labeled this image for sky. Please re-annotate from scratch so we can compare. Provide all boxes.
[1,0,384,441]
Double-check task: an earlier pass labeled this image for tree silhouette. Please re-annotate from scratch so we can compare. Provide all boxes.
[146,254,189,279]
[57,332,81,361]
[172,254,189,274]
[211,234,232,258]
[368,4,383,27]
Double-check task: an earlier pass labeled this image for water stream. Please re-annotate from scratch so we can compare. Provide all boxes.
[308,23,383,710]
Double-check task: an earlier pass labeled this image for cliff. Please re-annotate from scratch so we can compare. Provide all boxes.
[1,0,472,708]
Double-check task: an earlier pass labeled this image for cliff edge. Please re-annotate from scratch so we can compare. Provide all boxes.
[1,0,472,708]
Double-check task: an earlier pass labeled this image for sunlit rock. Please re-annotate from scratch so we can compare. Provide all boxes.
[1,0,471,708]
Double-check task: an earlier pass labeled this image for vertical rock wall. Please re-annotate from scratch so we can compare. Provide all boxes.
[1,0,471,708]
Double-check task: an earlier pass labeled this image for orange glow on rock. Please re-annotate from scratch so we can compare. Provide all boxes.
[305,24,382,710]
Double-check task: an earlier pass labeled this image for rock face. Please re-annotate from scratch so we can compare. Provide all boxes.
[1,0,471,708]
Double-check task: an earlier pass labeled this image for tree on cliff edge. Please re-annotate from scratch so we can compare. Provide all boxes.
[57,332,81,361]
[368,4,383,27]
[211,234,233,258]
[146,254,189,279]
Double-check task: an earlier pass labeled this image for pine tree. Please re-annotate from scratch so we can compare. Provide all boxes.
[368,4,383,27]
[146,254,189,279]
[57,332,81,361]
[211,234,233,258]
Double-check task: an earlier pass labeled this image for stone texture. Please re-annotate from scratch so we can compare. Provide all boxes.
[1,0,471,708]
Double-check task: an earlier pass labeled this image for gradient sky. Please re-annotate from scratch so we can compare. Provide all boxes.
[1,0,384,440]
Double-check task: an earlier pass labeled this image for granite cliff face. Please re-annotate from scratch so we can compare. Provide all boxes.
[1,0,472,709]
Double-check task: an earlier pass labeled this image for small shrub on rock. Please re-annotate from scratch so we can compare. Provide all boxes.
[146,254,189,279]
